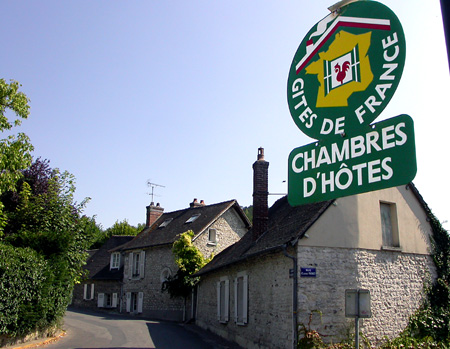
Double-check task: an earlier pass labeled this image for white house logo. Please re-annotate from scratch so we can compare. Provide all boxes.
[324,46,360,95]
[287,1,405,140]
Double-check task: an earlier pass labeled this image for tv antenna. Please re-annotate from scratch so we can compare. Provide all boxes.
[147,180,165,203]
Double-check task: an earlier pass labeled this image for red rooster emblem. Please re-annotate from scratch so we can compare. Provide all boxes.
[334,61,351,85]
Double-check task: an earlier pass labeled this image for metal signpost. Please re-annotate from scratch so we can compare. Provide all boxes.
[345,289,372,348]
[285,1,415,347]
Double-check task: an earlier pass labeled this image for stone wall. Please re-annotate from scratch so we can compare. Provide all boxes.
[123,245,185,321]
[296,246,435,344]
[72,280,122,312]
[194,208,248,259]
[121,207,248,321]
[196,252,293,349]
[196,246,435,348]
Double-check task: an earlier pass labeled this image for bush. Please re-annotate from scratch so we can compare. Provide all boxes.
[0,243,50,336]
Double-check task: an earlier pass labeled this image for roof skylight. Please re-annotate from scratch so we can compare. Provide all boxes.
[185,213,201,224]
[159,218,173,228]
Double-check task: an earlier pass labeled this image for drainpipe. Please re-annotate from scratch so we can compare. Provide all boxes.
[283,243,298,349]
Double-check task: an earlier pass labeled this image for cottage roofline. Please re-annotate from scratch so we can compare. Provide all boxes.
[117,199,248,252]
[195,197,334,277]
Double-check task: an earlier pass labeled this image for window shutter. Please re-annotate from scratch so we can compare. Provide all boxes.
[217,282,221,321]
[137,292,144,313]
[234,278,238,323]
[110,254,114,270]
[126,292,131,312]
[243,274,248,324]
[97,293,105,308]
[90,284,95,300]
[128,253,133,279]
[83,284,88,300]
[224,279,230,322]
[139,251,145,278]
[112,293,118,308]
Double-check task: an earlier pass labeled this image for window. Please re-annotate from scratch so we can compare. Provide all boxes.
[83,283,94,300]
[380,202,399,248]
[133,253,140,276]
[185,213,200,223]
[126,292,143,313]
[128,251,145,279]
[159,218,173,228]
[234,273,248,325]
[110,252,120,269]
[217,277,229,323]
[208,228,217,245]
[97,293,117,308]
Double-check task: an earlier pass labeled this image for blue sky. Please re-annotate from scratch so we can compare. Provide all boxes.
[2,0,449,229]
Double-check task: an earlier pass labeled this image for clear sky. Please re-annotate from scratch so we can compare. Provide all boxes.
[2,0,449,229]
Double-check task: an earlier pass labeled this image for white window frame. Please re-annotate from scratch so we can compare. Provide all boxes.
[128,251,145,279]
[380,201,399,248]
[98,293,118,308]
[110,252,120,270]
[83,283,95,300]
[217,277,229,323]
[208,228,217,245]
[234,272,248,325]
[126,292,143,313]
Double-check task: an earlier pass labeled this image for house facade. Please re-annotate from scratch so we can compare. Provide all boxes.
[118,199,251,321]
[194,148,435,348]
[72,235,134,312]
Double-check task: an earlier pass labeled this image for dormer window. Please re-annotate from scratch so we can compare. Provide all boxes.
[159,218,173,228]
[185,213,201,223]
[110,252,120,270]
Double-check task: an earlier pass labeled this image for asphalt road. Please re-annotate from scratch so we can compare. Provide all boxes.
[44,309,226,349]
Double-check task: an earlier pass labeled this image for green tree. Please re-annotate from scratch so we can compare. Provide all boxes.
[82,216,108,250]
[242,205,253,223]
[0,79,33,234]
[105,219,143,237]
[162,230,211,299]
[1,161,96,338]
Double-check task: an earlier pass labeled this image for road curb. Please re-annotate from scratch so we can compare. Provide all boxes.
[3,331,65,349]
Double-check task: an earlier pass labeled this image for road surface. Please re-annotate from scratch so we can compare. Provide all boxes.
[44,309,228,349]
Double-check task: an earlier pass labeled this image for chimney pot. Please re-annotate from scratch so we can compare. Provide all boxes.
[190,198,203,208]
[257,147,265,161]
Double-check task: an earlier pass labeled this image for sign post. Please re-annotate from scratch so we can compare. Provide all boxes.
[345,289,371,348]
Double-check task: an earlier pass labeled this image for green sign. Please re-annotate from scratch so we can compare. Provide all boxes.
[287,1,406,141]
[288,114,416,206]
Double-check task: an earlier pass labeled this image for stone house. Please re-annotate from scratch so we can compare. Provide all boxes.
[116,198,251,321]
[72,235,134,312]
[194,148,436,349]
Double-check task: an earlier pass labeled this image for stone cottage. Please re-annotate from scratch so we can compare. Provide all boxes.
[72,235,134,312]
[194,148,435,349]
[117,198,251,321]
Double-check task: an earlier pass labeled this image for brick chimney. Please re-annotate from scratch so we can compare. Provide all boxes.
[146,202,164,227]
[252,147,269,241]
